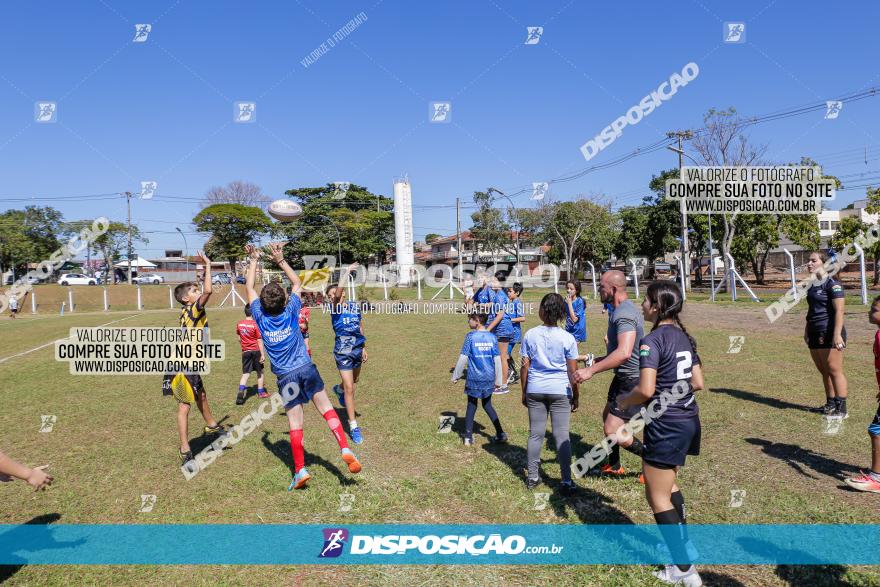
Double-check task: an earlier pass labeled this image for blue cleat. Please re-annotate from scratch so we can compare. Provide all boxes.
[333,384,346,407]
[350,426,364,445]
[288,467,311,491]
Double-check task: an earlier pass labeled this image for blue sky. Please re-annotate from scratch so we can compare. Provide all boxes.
[1,0,879,256]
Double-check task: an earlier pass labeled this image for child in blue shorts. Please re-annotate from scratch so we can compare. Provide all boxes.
[451,312,506,445]
[245,244,361,490]
[326,277,367,445]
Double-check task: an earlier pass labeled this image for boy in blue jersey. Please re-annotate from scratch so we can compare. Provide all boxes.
[326,274,368,444]
[451,313,506,445]
[487,278,513,394]
[506,283,525,385]
[245,244,361,490]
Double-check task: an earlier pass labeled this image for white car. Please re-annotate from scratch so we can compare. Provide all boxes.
[58,273,97,286]
[132,273,165,285]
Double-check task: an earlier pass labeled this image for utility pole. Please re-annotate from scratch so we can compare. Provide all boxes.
[667,131,693,291]
[125,191,133,285]
[456,197,463,282]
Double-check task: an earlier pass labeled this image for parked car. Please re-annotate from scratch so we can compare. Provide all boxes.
[132,273,165,285]
[58,273,97,286]
[235,275,246,284]
[212,272,232,285]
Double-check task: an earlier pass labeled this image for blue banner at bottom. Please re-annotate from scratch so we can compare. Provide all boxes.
[1,524,878,565]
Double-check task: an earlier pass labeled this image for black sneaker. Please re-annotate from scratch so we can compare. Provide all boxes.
[526,477,541,490]
[178,449,194,466]
[810,403,835,416]
[235,391,246,405]
[559,480,577,496]
[491,432,508,443]
[827,406,849,420]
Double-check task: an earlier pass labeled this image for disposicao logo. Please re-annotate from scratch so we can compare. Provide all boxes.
[319,528,349,558]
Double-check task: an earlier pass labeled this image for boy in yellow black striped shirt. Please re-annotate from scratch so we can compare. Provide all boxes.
[162,251,226,466]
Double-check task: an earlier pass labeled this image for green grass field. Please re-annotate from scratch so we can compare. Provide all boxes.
[2,287,880,586]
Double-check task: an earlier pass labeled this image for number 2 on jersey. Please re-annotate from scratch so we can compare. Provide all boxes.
[675,351,693,380]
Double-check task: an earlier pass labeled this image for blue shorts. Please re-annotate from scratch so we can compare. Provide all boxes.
[276,363,325,409]
[334,335,364,371]
[870,404,880,437]
[644,415,701,468]
[465,385,494,399]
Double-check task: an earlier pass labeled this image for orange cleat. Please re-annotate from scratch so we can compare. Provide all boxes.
[341,448,362,474]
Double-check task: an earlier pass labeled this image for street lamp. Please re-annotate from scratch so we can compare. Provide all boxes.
[487,187,520,268]
[666,145,714,297]
[175,227,190,276]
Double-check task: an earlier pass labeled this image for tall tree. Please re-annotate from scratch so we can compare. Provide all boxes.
[202,180,269,207]
[193,204,273,275]
[532,197,616,278]
[690,107,767,280]
[276,183,394,267]
[470,190,516,261]
[0,206,65,276]
[424,233,441,244]
[91,222,147,283]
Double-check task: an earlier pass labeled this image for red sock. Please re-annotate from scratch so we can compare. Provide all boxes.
[322,411,349,449]
[289,429,305,472]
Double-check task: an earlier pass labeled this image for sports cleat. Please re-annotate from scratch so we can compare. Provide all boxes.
[288,467,311,490]
[652,564,703,586]
[589,464,626,476]
[526,477,541,490]
[820,403,836,416]
[827,406,849,420]
[333,384,346,407]
[235,390,246,405]
[463,436,474,446]
[491,432,508,443]
[493,385,510,395]
[178,449,194,466]
[204,424,227,435]
[341,448,362,474]
[257,390,269,399]
[350,426,364,445]
[845,472,880,494]
[559,479,577,496]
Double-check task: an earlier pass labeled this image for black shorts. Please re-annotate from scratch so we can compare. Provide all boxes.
[301,330,309,339]
[497,335,512,343]
[643,415,701,468]
[806,325,847,349]
[241,350,263,375]
[607,375,641,420]
[9,307,18,314]
[162,372,205,404]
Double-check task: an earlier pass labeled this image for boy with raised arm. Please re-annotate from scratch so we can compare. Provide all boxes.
[245,243,361,490]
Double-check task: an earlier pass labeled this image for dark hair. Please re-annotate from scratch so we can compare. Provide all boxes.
[174,282,197,305]
[566,280,582,297]
[512,282,524,296]
[810,250,828,263]
[645,281,697,353]
[244,303,252,317]
[469,312,488,325]
[259,282,287,316]
[539,293,567,325]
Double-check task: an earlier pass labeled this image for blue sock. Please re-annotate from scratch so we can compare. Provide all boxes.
[239,385,246,391]
[258,387,266,394]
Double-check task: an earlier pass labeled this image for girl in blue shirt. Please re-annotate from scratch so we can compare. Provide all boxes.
[565,280,587,357]
[487,279,514,393]
[451,313,506,445]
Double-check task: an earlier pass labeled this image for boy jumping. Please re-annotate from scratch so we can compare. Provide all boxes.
[162,251,226,466]
[245,243,361,490]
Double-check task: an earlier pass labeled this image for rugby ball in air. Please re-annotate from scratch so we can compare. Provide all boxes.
[268,199,303,222]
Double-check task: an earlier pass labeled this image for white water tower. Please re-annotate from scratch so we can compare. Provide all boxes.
[393,176,415,285]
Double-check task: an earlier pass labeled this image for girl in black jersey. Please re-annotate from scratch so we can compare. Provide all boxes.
[618,282,703,586]
[804,251,848,418]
